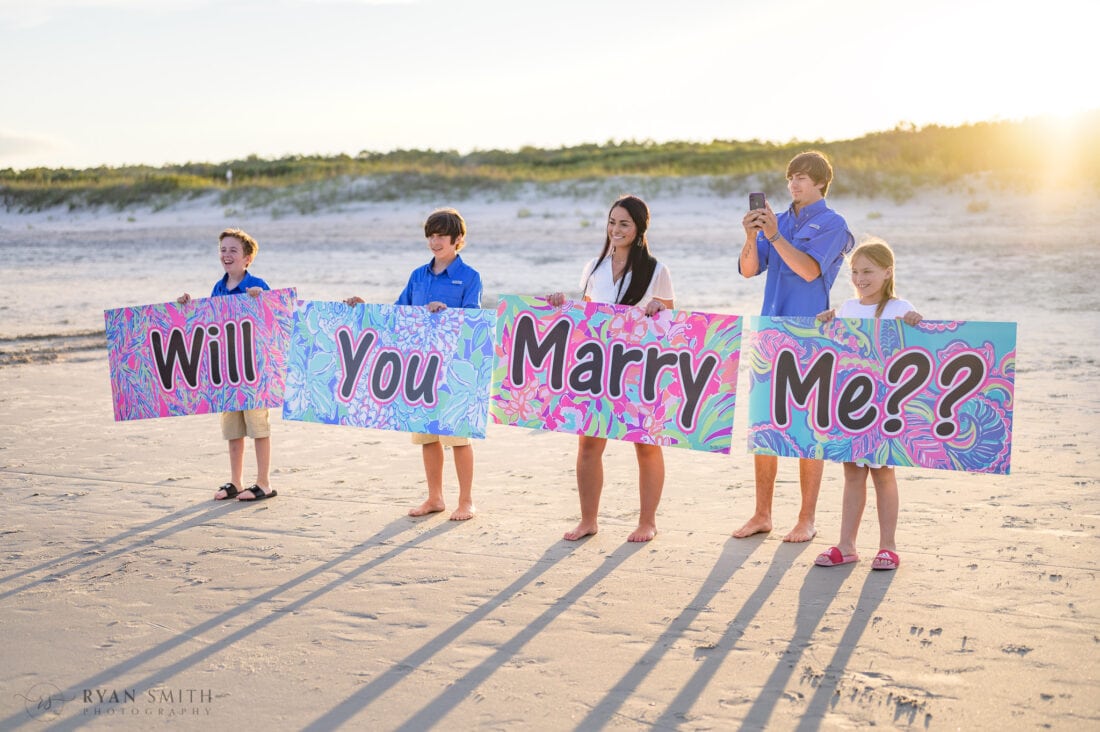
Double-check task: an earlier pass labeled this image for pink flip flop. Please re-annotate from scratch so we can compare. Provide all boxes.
[871,549,900,570]
[814,546,859,567]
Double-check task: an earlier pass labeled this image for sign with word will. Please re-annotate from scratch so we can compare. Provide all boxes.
[104,289,297,421]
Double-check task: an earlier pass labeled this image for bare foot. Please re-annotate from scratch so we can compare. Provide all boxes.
[563,521,598,541]
[408,499,446,517]
[627,523,657,542]
[449,503,476,521]
[732,515,772,538]
[782,520,817,543]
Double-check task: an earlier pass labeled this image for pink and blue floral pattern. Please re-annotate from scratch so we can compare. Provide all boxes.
[491,295,742,453]
[104,289,297,421]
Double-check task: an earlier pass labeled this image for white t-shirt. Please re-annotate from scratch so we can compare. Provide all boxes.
[837,297,916,319]
[579,257,675,305]
[837,296,917,469]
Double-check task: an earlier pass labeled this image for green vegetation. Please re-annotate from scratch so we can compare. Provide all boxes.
[2,113,1098,213]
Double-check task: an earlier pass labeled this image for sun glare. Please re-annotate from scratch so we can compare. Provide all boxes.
[1027,112,1099,193]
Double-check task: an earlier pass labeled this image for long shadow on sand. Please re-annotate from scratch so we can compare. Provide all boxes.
[0,499,225,602]
[793,570,897,731]
[651,539,814,728]
[302,539,645,731]
[577,536,764,730]
[1,516,456,731]
[738,562,888,730]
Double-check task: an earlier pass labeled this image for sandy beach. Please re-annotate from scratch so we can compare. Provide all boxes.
[1,184,1098,730]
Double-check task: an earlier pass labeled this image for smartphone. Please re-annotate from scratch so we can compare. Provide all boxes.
[749,192,766,210]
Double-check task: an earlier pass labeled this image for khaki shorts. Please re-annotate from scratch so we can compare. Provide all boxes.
[411,432,471,447]
[221,409,271,440]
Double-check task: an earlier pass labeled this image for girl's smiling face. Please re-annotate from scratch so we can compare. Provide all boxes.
[220,236,253,279]
[850,253,893,304]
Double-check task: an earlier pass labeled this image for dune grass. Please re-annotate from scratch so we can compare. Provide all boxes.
[2,113,1097,213]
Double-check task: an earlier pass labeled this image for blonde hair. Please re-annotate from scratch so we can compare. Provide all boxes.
[849,237,896,317]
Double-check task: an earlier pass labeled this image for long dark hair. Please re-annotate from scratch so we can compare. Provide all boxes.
[585,195,658,306]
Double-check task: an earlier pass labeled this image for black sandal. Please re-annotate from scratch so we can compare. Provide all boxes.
[214,483,240,500]
[238,484,277,501]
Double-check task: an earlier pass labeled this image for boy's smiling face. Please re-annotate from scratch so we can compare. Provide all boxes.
[220,236,253,279]
[427,232,460,261]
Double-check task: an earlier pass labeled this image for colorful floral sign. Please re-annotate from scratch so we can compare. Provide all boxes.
[747,316,1016,473]
[281,302,496,438]
[491,295,741,453]
[104,289,297,421]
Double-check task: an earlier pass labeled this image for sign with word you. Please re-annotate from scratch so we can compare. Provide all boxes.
[491,295,742,453]
[747,316,1016,474]
[104,289,297,421]
[281,301,496,438]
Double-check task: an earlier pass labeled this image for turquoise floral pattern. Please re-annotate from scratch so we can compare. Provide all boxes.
[747,316,1016,474]
[281,302,495,438]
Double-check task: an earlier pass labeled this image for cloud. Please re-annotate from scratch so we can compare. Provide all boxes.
[295,0,417,4]
[0,0,414,27]
[0,0,205,28]
[0,131,60,163]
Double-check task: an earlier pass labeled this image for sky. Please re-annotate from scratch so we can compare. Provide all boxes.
[1,0,1096,170]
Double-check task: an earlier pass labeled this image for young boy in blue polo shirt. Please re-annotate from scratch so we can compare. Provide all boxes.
[178,227,277,502]
[346,208,483,520]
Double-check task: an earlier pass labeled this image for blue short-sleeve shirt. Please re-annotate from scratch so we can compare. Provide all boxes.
[395,254,483,309]
[744,199,853,317]
[211,271,270,298]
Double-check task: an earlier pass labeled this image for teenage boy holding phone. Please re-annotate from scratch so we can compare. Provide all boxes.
[735,150,854,543]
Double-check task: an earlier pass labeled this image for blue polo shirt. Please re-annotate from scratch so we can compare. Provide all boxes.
[396,254,482,309]
[211,271,270,297]
[745,199,853,316]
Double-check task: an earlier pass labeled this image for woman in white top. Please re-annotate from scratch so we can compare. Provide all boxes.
[548,195,675,542]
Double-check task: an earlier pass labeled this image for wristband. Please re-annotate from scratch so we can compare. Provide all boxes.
[767,231,781,243]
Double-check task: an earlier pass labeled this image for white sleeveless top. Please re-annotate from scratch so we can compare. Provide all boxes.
[579,257,674,305]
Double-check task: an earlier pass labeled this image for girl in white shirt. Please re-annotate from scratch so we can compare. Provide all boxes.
[548,195,675,542]
[814,238,922,571]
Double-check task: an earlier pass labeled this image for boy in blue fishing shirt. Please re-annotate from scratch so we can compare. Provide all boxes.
[734,151,854,543]
[178,227,276,502]
[346,208,483,520]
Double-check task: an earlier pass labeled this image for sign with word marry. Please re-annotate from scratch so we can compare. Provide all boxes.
[104,289,298,421]
[281,302,496,438]
[747,316,1016,474]
[491,295,742,453]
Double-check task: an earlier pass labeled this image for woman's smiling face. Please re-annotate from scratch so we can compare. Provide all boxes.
[607,206,637,252]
